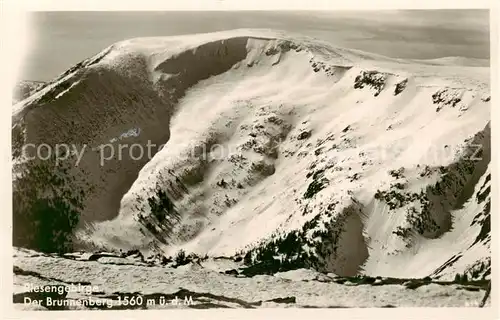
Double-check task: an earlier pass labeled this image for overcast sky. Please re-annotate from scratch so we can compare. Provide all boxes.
[21,10,490,81]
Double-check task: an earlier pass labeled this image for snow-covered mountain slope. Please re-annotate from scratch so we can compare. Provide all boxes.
[12,29,491,279]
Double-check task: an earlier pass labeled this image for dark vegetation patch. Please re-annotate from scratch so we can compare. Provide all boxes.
[239,230,312,277]
[303,169,329,199]
[476,182,490,204]
[478,173,491,191]
[237,201,356,277]
[216,179,228,188]
[297,130,312,140]
[405,201,440,236]
[347,173,361,182]
[303,178,328,199]
[432,89,462,112]
[174,249,189,267]
[378,152,480,239]
[265,40,302,56]
[419,165,435,177]
[388,167,405,179]
[392,226,412,239]
[135,182,181,245]
[353,71,387,96]
[13,156,92,254]
[470,200,490,247]
[374,188,425,211]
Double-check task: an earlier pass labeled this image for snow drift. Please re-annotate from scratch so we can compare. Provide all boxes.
[12,29,491,280]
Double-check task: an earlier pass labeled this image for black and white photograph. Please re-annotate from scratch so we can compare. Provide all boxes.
[4,3,496,315]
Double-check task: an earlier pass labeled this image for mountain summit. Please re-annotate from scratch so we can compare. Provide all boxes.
[12,29,490,281]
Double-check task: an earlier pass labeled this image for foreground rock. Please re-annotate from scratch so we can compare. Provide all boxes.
[13,248,490,310]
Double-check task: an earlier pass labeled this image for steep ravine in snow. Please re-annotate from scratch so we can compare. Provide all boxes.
[12,30,491,280]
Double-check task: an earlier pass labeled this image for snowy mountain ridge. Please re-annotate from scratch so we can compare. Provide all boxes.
[12,29,491,281]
